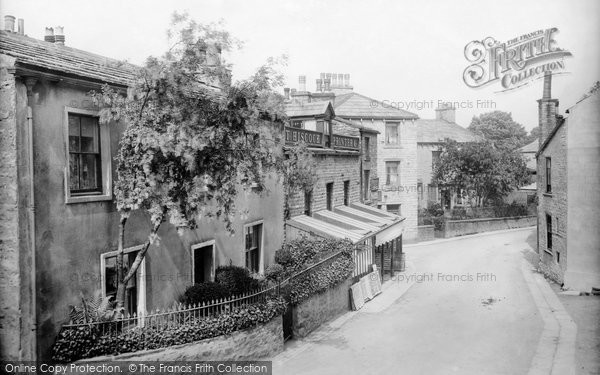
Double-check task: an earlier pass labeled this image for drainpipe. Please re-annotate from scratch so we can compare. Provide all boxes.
[25,77,37,360]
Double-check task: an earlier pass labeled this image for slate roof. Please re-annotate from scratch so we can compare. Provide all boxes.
[334,117,380,134]
[333,92,418,120]
[416,119,480,143]
[519,139,538,153]
[285,101,332,118]
[0,30,135,86]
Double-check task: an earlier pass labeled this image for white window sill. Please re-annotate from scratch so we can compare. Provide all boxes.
[66,193,113,204]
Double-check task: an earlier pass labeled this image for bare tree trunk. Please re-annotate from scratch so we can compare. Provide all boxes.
[115,214,128,316]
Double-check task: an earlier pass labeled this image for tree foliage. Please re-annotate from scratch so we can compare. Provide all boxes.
[433,140,529,206]
[468,111,528,151]
[90,13,287,311]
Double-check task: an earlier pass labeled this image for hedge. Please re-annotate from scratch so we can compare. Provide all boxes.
[52,296,287,363]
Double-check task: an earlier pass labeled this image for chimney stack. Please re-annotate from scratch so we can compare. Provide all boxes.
[323,78,331,92]
[44,27,55,43]
[435,103,456,123]
[17,18,24,35]
[54,26,65,45]
[344,74,350,87]
[298,75,306,92]
[284,87,290,100]
[4,15,15,32]
[538,71,559,148]
[331,74,338,88]
[291,88,297,96]
[316,79,323,92]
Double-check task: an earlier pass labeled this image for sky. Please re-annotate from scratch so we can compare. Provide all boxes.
[2,0,599,131]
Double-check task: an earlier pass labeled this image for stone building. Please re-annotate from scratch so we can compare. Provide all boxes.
[283,95,406,278]
[414,105,480,209]
[536,72,600,292]
[0,23,285,360]
[286,73,419,239]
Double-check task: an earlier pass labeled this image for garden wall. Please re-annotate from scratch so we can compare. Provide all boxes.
[78,316,283,363]
[442,216,536,238]
[292,278,352,338]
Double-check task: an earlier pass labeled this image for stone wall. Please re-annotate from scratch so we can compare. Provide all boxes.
[292,278,351,338]
[79,316,283,363]
[417,225,435,242]
[443,216,536,238]
[537,123,567,285]
[287,152,360,218]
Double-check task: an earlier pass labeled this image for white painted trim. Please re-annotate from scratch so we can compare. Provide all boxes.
[191,240,216,283]
[63,106,113,204]
[244,220,265,274]
[100,244,147,316]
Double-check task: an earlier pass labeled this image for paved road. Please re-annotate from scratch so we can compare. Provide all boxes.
[272,228,548,375]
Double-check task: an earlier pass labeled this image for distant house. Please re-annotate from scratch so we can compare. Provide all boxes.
[286,73,420,239]
[415,104,480,209]
[536,72,600,292]
[519,139,538,174]
[283,92,406,278]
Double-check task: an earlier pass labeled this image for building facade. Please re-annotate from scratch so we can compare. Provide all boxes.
[283,97,405,278]
[0,27,285,360]
[286,73,419,239]
[537,72,600,292]
[415,105,480,209]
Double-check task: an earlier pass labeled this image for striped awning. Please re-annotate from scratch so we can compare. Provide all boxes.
[286,202,405,244]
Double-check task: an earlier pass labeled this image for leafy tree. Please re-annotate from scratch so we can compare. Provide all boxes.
[468,111,528,151]
[91,13,287,313]
[524,126,540,145]
[433,140,529,207]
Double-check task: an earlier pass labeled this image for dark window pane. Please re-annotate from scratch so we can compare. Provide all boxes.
[80,154,99,190]
[69,154,80,191]
[68,116,80,152]
[80,117,99,153]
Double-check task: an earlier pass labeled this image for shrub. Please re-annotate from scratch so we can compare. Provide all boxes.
[286,251,354,305]
[264,264,284,281]
[215,265,261,294]
[180,282,232,305]
[275,238,353,276]
[425,202,444,217]
[52,296,287,363]
[492,202,528,218]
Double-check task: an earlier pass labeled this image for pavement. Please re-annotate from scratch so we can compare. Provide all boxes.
[270,227,590,375]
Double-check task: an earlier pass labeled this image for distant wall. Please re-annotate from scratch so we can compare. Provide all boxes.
[443,216,536,238]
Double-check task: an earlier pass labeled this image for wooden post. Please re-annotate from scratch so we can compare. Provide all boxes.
[390,239,395,276]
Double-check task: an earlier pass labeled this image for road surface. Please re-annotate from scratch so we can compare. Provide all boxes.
[272,228,555,375]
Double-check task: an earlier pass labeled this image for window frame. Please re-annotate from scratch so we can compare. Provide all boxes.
[343,180,350,206]
[191,239,216,283]
[385,122,400,145]
[326,182,334,210]
[364,136,370,161]
[545,157,552,193]
[363,170,371,201]
[385,161,400,186]
[244,220,264,274]
[64,107,112,204]
[304,189,313,216]
[546,214,553,251]
[100,244,147,316]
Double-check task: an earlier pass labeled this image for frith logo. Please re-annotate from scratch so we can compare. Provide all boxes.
[463,28,572,91]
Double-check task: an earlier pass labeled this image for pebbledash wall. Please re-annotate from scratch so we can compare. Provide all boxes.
[0,33,285,361]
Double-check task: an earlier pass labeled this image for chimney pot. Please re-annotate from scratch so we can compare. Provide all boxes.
[316,79,323,92]
[344,74,350,87]
[284,87,290,100]
[542,71,552,99]
[331,74,338,88]
[324,78,331,92]
[4,15,15,32]
[44,27,55,43]
[54,26,65,45]
[17,18,24,35]
[298,75,306,92]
